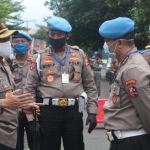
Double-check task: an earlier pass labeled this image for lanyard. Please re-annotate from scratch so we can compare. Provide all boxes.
[50,45,70,73]
[110,50,138,85]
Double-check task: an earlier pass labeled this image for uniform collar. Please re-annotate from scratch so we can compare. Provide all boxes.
[13,55,32,66]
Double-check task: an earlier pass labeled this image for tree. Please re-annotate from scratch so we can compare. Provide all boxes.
[132,0,150,48]
[31,25,49,46]
[44,0,134,54]
[0,0,25,30]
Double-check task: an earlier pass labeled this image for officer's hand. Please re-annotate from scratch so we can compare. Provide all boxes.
[86,114,97,134]
[23,103,44,115]
[1,89,33,109]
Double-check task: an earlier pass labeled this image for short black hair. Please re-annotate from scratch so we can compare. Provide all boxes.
[120,31,135,46]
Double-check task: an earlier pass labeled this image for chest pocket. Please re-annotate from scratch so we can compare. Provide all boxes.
[69,65,82,82]
[0,78,11,99]
[108,83,121,108]
[42,67,57,84]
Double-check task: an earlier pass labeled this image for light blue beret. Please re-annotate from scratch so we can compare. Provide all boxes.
[47,17,72,32]
[99,17,135,39]
[13,31,32,41]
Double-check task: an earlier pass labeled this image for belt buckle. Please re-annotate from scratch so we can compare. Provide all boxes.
[106,131,111,142]
[106,131,114,142]
[58,98,68,107]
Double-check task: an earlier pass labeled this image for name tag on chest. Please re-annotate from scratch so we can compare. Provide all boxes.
[62,74,69,83]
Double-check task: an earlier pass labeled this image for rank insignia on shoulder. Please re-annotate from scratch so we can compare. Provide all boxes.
[28,56,32,60]
[128,86,138,98]
[3,60,8,66]
[125,79,136,86]
[112,95,117,104]
[30,60,36,70]
[122,57,129,66]
[83,54,90,67]
[3,84,9,89]
[46,75,54,83]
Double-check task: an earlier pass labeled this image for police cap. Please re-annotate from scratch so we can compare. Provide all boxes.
[99,17,135,39]
[0,22,17,39]
[47,17,72,32]
[12,31,32,41]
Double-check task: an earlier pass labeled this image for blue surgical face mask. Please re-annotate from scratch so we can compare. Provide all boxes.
[103,42,116,58]
[13,43,28,55]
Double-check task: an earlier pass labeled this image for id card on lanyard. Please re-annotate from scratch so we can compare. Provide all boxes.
[51,45,70,83]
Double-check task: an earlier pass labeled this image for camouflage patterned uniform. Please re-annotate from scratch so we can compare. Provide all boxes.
[93,59,103,97]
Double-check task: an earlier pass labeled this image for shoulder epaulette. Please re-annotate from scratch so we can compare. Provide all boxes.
[70,45,80,50]
[141,49,150,54]
[3,60,8,66]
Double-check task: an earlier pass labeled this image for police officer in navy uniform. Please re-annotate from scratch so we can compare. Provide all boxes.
[24,17,98,150]
[99,17,150,150]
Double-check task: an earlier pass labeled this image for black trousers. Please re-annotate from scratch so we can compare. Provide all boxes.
[0,143,15,150]
[110,134,150,150]
[39,105,85,150]
[18,116,32,150]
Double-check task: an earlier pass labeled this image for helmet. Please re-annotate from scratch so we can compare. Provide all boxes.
[93,51,99,58]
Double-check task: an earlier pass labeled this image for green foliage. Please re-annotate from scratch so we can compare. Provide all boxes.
[44,0,150,52]
[132,0,150,48]
[0,0,25,29]
[44,0,134,53]
[31,25,49,46]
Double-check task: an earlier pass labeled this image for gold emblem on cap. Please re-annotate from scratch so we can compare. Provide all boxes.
[0,22,7,29]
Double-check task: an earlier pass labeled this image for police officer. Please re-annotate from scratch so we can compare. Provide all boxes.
[0,22,41,150]
[24,17,98,150]
[92,51,103,97]
[99,17,150,150]
[11,31,34,150]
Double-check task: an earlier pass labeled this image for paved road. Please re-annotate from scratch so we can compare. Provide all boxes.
[24,78,111,150]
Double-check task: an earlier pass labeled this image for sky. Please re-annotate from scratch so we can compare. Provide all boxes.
[17,0,54,29]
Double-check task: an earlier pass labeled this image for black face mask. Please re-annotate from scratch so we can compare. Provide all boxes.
[49,36,67,49]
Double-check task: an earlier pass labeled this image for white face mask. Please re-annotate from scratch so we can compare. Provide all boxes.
[0,41,12,58]
[108,40,118,55]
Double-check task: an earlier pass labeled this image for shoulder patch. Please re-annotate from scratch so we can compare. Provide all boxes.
[125,79,136,86]
[128,86,138,98]
[30,60,36,70]
[70,45,79,50]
